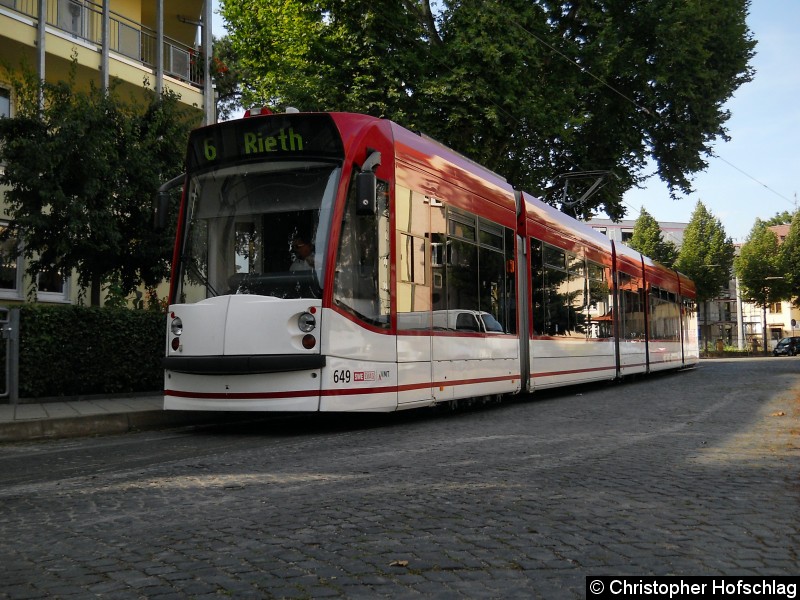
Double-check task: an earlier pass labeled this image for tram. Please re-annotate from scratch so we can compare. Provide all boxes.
[161,110,698,412]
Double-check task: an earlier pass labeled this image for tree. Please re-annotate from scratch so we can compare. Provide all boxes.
[0,66,199,306]
[735,219,791,354]
[764,211,793,226]
[628,207,677,267]
[213,35,250,121]
[781,211,800,308]
[218,0,754,219]
[674,201,735,351]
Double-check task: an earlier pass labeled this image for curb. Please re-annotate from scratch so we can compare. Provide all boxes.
[0,410,254,443]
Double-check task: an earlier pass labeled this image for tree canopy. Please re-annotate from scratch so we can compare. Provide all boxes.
[0,67,199,305]
[764,211,794,226]
[218,0,755,219]
[735,219,791,307]
[673,201,735,304]
[780,211,800,308]
[628,207,677,267]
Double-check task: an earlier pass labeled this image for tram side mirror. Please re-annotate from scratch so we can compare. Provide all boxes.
[154,174,186,231]
[155,190,170,231]
[355,171,377,215]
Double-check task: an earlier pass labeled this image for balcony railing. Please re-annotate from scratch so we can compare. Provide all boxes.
[1,0,203,87]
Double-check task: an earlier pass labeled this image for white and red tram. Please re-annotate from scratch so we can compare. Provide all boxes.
[162,110,698,412]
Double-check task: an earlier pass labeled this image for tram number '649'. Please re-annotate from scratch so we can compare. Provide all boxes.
[333,369,352,384]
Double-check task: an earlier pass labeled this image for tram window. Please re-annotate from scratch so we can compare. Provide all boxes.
[179,162,339,301]
[543,245,566,270]
[399,233,426,284]
[588,262,604,282]
[587,261,612,338]
[649,286,680,341]
[619,272,645,341]
[682,298,697,343]
[431,203,447,312]
[431,242,445,267]
[448,216,476,241]
[396,188,430,237]
[568,254,587,336]
[333,176,390,328]
[479,246,506,330]
[447,238,479,311]
[396,187,431,328]
[568,255,584,277]
[479,220,504,250]
[503,227,517,334]
[423,204,515,333]
[234,222,260,274]
[396,232,429,329]
[530,238,545,335]
[539,243,584,336]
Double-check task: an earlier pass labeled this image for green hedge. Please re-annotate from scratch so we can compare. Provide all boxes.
[17,305,165,399]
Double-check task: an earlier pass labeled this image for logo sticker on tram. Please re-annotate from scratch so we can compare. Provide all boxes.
[353,371,376,382]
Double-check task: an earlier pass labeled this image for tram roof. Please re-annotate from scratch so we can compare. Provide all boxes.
[388,121,517,210]
[520,192,613,255]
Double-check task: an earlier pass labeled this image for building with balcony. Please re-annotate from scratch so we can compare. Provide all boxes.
[0,0,212,304]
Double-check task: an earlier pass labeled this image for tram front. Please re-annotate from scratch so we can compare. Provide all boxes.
[163,112,352,411]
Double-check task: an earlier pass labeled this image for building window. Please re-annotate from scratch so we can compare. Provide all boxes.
[57,0,84,37]
[0,88,9,118]
[37,268,70,303]
[0,223,22,299]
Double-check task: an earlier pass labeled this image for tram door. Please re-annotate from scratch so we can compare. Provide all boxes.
[395,187,437,406]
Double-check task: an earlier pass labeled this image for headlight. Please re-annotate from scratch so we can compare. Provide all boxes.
[170,317,183,336]
[298,312,316,333]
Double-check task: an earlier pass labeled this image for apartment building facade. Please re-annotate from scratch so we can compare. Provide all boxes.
[0,0,211,304]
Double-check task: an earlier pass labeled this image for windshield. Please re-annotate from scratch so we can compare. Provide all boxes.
[177,161,341,302]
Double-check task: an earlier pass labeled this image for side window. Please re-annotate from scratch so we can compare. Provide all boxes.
[587,261,612,338]
[649,287,680,341]
[333,175,390,327]
[396,187,431,330]
[682,298,697,345]
[478,219,511,333]
[530,238,544,335]
[446,209,479,313]
[567,253,586,336]
[542,244,567,335]
[618,272,645,341]
[430,205,513,333]
[503,228,516,334]
[541,244,586,337]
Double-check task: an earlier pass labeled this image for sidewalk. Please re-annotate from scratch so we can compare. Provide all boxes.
[0,395,239,443]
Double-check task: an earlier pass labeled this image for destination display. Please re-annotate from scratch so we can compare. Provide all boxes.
[186,113,345,170]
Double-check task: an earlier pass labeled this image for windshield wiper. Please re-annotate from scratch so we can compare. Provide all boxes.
[182,257,219,297]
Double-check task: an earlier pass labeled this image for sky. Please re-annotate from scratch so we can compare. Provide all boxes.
[621,1,800,243]
[211,2,798,243]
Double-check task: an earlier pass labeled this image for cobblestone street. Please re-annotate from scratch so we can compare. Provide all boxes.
[1,358,798,598]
